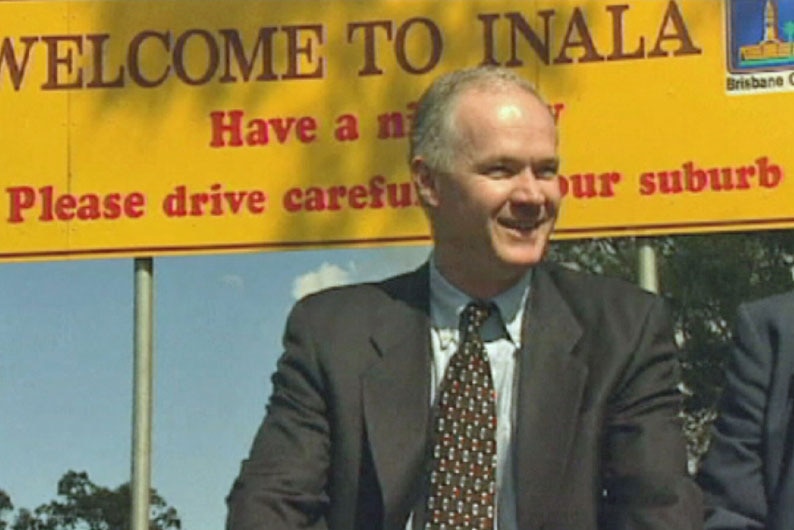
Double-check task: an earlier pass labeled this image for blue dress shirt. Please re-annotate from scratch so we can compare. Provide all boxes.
[407,258,532,530]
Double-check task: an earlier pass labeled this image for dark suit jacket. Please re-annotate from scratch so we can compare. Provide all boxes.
[226,262,701,530]
[699,290,794,530]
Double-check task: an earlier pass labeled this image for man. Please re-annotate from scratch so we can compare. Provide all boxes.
[226,66,701,530]
[699,291,794,530]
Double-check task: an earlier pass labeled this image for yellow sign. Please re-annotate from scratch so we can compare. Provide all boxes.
[1,0,792,262]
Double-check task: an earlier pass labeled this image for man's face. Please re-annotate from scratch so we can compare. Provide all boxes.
[414,85,561,294]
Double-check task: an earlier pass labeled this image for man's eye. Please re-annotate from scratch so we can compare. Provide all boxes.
[535,166,559,180]
[484,166,512,178]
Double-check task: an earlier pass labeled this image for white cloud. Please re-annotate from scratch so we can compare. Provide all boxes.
[355,245,430,279]
[291,262,354,300]
[290,246,431,301]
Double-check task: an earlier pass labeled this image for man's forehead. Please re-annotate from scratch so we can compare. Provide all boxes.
[496,103,524,122]
[454,84,553,120]
[453,88,556,134]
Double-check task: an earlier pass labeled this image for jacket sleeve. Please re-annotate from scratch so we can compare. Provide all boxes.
[600,297,703,530]
[697,303,773,530]
[226,300,331,530]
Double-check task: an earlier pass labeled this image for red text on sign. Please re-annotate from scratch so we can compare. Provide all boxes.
[639,156,783,195]
[283,175,417,212]
[209,110,318,147]
[163,184,267,216]
[559,171,620,199]
[6,186,145,223]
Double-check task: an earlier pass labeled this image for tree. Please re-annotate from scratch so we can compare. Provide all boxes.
[549,231,794,463]
[5,471,180,530]
[1,490,13,530]
[552,231,794,408]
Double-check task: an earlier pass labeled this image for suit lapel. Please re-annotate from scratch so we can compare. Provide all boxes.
[360,264,590,528]
[515,265,588,529]
[362,266,432,528]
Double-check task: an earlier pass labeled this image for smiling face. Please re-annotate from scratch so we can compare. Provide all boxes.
[413,84,561,298]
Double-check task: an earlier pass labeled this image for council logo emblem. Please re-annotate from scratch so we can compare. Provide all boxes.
[726,0,794,93]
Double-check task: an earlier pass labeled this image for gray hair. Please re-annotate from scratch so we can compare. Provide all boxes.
[409,66,546,172]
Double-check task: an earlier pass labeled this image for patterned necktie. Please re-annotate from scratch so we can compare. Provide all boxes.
[425,301,497,530]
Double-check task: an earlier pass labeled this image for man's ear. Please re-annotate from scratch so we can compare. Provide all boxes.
[411,157,440,208]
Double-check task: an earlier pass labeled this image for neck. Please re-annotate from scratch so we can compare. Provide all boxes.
[433,252,528,300]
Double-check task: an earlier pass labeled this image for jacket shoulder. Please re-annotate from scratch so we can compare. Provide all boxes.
[292,265,427,317]
[740,289,794,324]
[540,261,661,311]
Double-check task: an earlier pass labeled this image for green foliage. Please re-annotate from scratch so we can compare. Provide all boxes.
[3,472,180,530]
[1,490,13,530]
[551,231,794,465]
[660,232,794,410]
[550,231,794,413]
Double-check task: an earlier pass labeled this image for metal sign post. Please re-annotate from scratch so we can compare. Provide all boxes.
[638,241,659,294]
[131,257,154,530]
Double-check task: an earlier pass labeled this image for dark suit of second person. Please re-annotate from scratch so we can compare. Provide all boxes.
[699,290,794,530]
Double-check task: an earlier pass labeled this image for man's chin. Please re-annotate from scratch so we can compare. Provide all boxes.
[495,247,547,271]
[495,236,550,266]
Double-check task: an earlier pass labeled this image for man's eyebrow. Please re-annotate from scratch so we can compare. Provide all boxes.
[529,155,559,166]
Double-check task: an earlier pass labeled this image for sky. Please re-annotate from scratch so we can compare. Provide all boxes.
[0,244,431,530]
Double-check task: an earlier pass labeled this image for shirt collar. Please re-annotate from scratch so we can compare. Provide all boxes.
[428,256,532,347]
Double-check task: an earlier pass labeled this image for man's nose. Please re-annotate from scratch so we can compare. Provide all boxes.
[510,169,545,204]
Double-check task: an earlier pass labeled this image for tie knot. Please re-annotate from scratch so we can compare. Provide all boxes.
[461,301,492,333]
